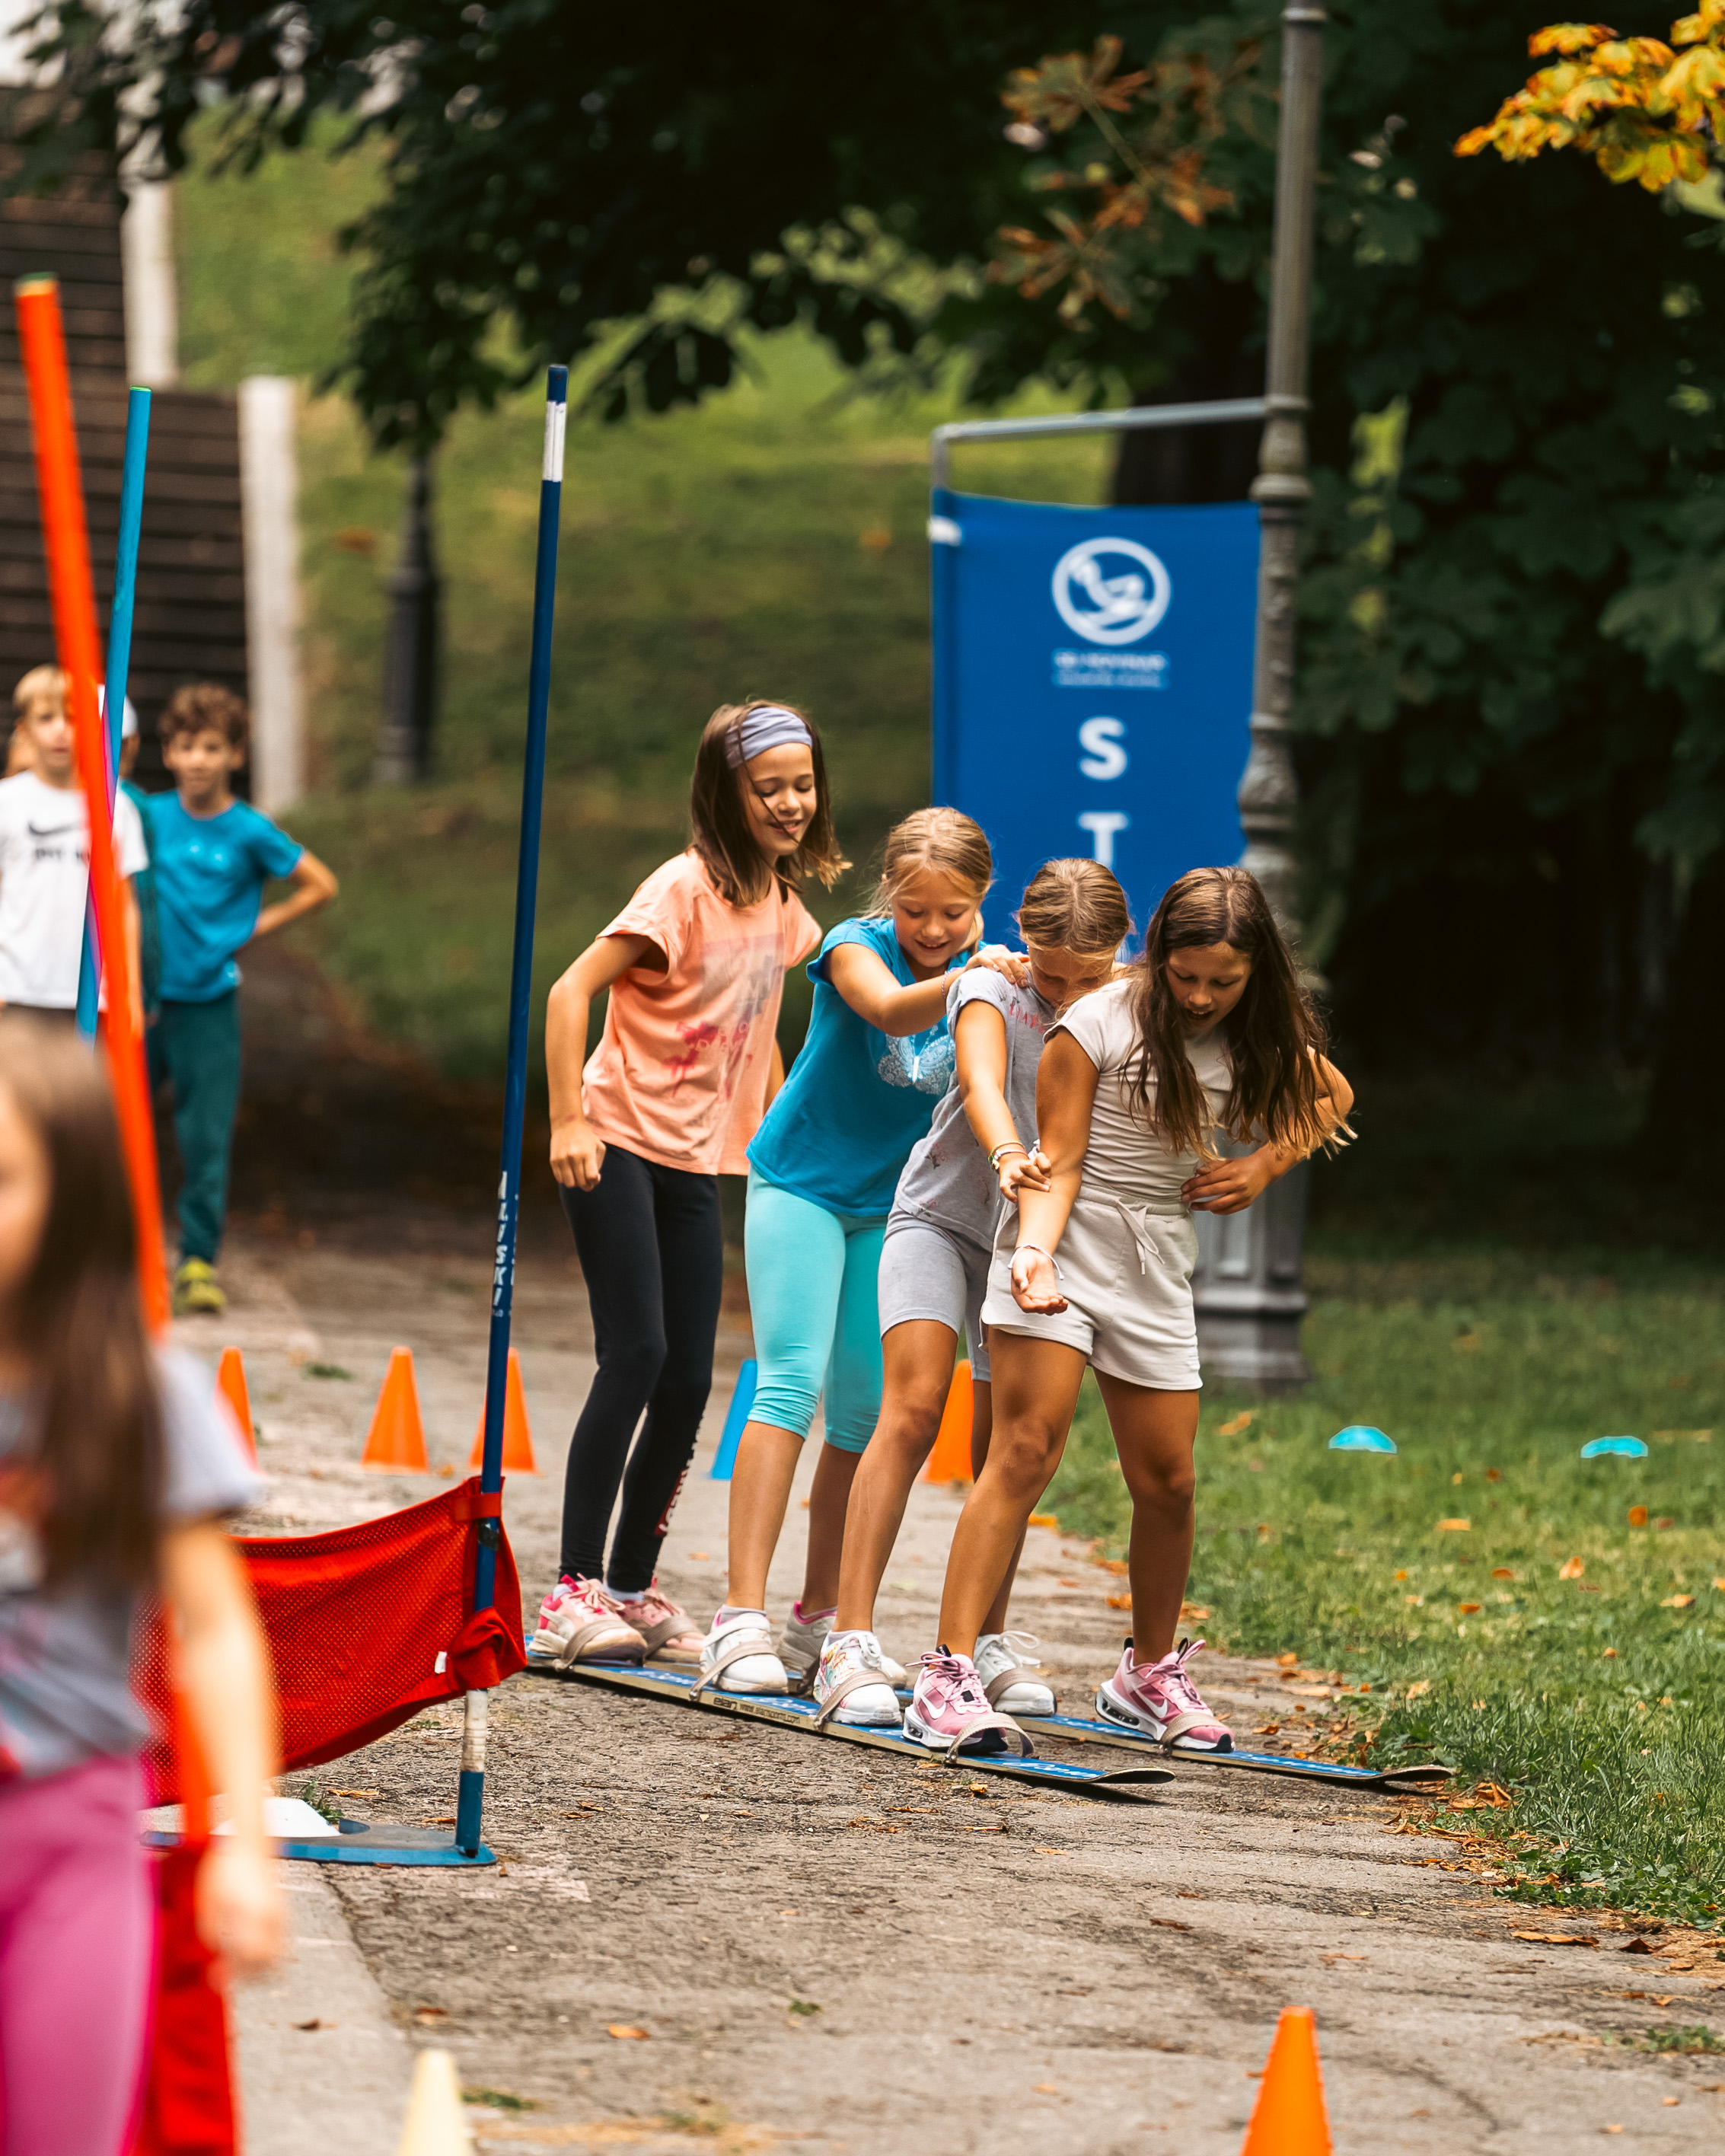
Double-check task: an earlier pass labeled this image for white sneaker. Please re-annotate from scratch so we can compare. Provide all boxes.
[974,1630,1056,1716]
[782,1603,907,1690]
[697,1608,789,1695]
[812,1630,901,1727]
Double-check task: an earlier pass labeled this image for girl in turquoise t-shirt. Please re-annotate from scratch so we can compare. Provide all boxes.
[702,809,1010,1698]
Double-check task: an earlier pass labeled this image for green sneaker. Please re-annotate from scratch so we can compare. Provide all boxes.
[172,1258,226,1316]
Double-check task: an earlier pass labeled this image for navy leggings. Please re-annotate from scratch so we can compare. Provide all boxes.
[558,1143,724,1591]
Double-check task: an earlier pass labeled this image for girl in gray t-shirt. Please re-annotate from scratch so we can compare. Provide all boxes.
[0,1018,279,2153]
[813,861,1131,1730]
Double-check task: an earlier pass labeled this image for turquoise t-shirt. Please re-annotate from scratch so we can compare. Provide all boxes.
[144,794,303,1003]
[746,916,965,1217]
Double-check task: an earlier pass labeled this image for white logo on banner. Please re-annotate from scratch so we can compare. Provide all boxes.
[1051,537,1171,646]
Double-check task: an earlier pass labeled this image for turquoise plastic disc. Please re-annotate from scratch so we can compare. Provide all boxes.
[1580,1436,1648,1459]
[1328,1424,1397,1454]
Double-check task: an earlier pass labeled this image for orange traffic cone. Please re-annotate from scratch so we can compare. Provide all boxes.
[469,1347,537,1473]
[215,1346,255,1462]
[1240,2007,1332,2155]
[922,1358,974,1484]
[362,1347,429,1472]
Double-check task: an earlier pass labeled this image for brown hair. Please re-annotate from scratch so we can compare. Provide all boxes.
[1124,866,1338,1160]
[11,665,65,718]
[161,682,248,753]
[689,700,847,907]
[0,1020,162,1588]
[1016,857,1131,956]
[870,808,993,928]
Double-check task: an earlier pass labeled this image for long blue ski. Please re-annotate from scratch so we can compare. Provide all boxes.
[1025,1705,1449,1791]
[531,1659,1175,1800]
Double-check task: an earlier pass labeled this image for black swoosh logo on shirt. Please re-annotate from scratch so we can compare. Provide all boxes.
[26,822,80,840]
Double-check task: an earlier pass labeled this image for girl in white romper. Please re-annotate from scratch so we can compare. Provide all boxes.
[907,866,1354,1756]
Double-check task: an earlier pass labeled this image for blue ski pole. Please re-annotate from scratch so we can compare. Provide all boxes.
[75,386,151,1041]
[455,366,567,1857]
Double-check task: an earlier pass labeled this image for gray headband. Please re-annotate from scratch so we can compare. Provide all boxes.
[725,704,813,769]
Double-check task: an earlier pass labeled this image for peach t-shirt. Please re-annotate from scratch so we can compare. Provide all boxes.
[581,851,822,1176]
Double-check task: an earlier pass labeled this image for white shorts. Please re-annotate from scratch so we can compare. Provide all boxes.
[980,1193,1201,1392]
[878,1210,994,1380]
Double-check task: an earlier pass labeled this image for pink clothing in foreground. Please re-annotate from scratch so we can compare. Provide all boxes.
[0,1749,153,2156]
[581,851,821,1176]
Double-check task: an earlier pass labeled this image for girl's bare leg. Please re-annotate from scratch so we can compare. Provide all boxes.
[725,1421,805,1611]
[799,1439,864,1613]
[833,1321,955,1632]
[1093,1373,1200,1663]
[968,1379,1027,1635]
[935,1335,1087,1658]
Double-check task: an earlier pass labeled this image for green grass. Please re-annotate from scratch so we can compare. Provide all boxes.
[1045,1249,1725,1925]
[175,125,1110,1079]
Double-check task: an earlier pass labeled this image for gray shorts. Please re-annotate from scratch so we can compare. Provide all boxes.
[980,1194,1202,1391]
[878,1210,994,1380]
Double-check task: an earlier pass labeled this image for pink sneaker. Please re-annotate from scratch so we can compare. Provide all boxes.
[604,1579,702,1663]
[527,1575,646,1669]
[1095,1637,1233,1751]
[903,1649,1033,1758]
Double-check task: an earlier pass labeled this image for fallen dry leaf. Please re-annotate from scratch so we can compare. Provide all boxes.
[1179,1601,1210,1621]
[1032,2083,1060,2094]
[1033,1847,1072,1856]
[1106,1593,1131,1609]
[1621,1939,1656,1954]
[1276,1652,1299,1668]
[1028,1513,1058,1529]
[1405,1680,1432,1699]
[1095,1556,1127,1574]
[1663,1594,1695,1609]
[1559,1556,1585,1580]
[606,2024,649,2041]
[1628,1506,1649,1528]
[1216,1411,1254,1437]
[690,1551,710,1561]
[1492,1567,1516,1580]
[1146,1918,1192,1932]
[332,1788,380,1800]
[1436,1518,1472,1532]
[1513,1931,1599,1948]
[1458,1602,1482,1615]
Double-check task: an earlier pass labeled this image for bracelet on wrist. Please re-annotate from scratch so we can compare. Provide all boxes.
[989,1140,1028,1172]
[1013,1242,1061,1279]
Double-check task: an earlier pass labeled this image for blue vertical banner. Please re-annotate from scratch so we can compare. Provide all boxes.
[930,488,1259,945]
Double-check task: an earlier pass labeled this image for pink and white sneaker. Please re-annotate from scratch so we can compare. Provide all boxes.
[1095,1636,1233,1752]
[603,1579,702,1663]
[527,1575,647,1668]
[903,1648,1033,1757]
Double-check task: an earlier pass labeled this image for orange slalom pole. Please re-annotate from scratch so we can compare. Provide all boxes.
[14,276,169,1332]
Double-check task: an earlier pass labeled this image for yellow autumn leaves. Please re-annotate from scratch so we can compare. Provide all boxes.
[1457,8,1725,191]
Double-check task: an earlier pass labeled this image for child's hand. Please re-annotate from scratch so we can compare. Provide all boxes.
[550,1117,606,1191]
[1182,1150,1275,1216]
[965,944,1031,987]
[196,1839,283,1979]
[1009,1245,1067,1314]
[999,1146,1052,1202]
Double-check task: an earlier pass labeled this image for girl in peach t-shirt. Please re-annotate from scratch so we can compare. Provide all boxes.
[528,702,844,1669]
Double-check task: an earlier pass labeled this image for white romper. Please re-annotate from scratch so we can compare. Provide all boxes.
[980,978,1232,1391]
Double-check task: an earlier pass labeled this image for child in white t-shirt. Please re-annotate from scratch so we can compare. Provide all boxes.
[0,667,145,1019]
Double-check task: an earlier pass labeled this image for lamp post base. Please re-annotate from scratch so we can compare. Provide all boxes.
[1192,1158,1312,1393]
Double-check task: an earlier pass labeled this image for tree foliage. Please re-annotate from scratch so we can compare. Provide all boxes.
[1457,8,1725,191]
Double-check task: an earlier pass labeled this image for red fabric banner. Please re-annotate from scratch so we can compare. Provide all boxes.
[139,1477,525,1804]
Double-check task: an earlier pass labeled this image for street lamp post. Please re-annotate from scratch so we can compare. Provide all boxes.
[375,452,442,783]
[1191,1,1327,1390]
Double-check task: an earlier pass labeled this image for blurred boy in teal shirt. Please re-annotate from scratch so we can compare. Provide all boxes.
[146,684,338,1316]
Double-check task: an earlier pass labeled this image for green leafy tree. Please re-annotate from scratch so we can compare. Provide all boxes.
[958,4,1725,1149]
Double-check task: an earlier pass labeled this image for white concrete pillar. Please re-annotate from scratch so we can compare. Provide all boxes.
[238,376,305,813]
[121,181,179,387]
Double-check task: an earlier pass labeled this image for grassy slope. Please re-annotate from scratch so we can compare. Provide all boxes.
[1047,1250,1725,1924]
[176,129,1107,1078]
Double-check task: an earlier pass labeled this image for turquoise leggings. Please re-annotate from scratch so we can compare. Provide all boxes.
[745,1171,886,1453]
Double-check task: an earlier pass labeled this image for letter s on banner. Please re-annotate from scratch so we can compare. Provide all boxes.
[1077,716,1128,782]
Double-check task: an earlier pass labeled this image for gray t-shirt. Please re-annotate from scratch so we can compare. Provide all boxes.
[0,1347,260,1780]
[891,969,1057,1250]
[1052,978,1234,1207]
